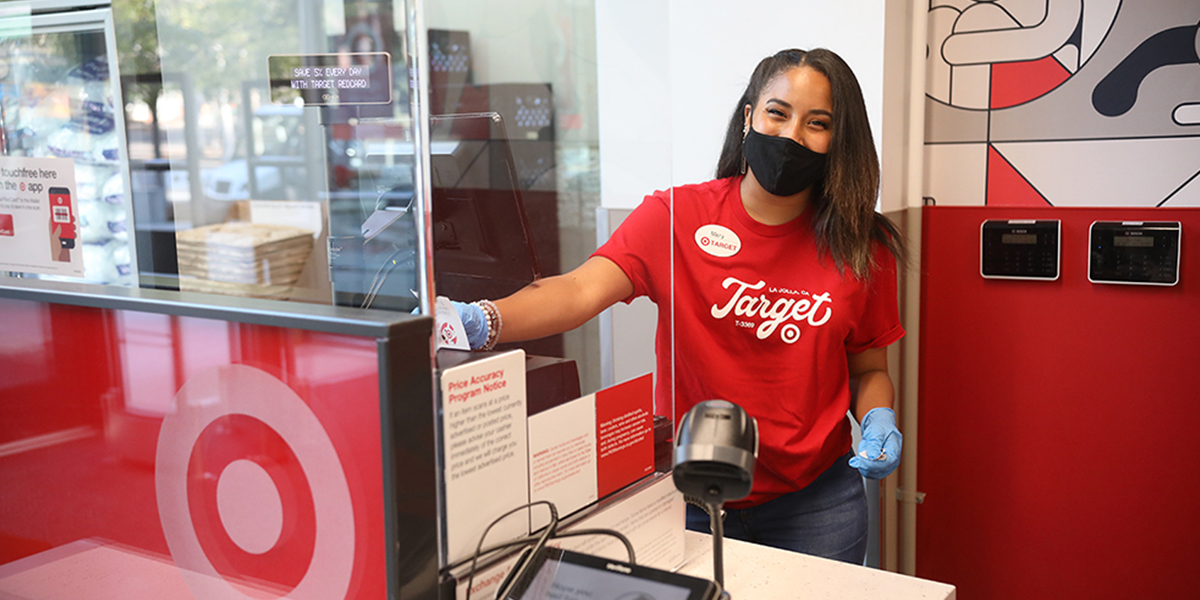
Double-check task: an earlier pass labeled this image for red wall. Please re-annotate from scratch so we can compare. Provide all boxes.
[916,206,1200,598]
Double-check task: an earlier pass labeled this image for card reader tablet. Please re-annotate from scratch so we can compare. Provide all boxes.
[499,547,720,600]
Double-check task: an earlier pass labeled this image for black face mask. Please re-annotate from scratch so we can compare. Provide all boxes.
[743,127,828,196]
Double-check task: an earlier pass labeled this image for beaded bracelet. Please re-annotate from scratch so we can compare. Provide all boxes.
[472,299,502,352]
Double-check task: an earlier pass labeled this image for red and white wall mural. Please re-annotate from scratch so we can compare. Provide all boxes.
[923,0,1200,207]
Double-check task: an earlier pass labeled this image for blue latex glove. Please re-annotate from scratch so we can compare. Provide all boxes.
[849,407,902,479]
[452,300,489,349]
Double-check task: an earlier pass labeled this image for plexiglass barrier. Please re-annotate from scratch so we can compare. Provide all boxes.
[0,0,679,402]
[140,0,421,310]
[419,0,677,402]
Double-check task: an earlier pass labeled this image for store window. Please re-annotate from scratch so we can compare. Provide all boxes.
[0,0,668,398]
[0,4,135,286]
[126,0,414,307]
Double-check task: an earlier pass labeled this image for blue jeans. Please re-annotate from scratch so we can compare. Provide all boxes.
[685,451,867,564]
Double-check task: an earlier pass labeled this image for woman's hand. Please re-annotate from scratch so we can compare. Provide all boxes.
[847,347,901,479]
[445,257,632,350]
[451,301,489,349]
[850,407,902,479]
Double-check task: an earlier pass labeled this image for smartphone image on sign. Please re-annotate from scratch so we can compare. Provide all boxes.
[49,187,75,248]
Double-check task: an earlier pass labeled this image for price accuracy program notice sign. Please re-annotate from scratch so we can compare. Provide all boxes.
[268,53,392,106]
[439,350,529,564]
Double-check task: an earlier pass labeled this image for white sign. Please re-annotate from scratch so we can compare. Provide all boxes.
[440,350,529,564]
[0,156,81,277]
[435,296,471,351]
[528,394,598,518]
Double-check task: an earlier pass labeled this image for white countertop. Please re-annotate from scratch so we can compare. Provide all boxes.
[676,531,956,600]
[0,533,957,600]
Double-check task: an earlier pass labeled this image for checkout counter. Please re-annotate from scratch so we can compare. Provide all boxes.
[0,1,956,599]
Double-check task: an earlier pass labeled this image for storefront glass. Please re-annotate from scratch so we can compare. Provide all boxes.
[0,0,667,400]
[135,0,418,309]
[0,4,136,286]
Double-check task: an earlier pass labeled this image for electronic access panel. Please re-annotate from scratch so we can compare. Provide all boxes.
[1088,221,1181,286]
[981,220,1061,280]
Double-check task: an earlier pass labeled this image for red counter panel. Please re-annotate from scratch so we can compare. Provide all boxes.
[0,298,391,600]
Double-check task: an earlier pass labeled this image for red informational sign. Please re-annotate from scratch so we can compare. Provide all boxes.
[0,299,388,600]
[594,374,654,498]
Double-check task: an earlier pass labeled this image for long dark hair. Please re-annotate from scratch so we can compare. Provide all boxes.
[716,48,904,280]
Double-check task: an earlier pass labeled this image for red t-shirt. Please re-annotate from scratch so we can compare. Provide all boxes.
[594,176,904,507]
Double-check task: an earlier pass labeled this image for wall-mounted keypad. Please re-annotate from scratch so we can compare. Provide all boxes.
[1089,221,1181,286]
[981,220,1061,280]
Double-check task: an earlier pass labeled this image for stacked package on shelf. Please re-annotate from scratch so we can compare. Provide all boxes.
[33,54,133,285]
[176,222,313,298]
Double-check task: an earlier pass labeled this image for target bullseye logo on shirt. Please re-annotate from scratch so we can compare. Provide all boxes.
[695,224,741,257]
[710,276,833,344]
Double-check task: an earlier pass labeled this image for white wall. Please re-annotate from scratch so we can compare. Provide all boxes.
[597,0,887,208]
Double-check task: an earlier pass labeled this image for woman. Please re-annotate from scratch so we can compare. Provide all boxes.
[456,48,904,564]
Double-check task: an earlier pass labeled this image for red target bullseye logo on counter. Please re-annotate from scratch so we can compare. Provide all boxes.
[186,414,316,591]
[156,365,355,600]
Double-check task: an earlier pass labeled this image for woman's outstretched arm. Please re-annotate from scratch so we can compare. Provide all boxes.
[492,256,634,344]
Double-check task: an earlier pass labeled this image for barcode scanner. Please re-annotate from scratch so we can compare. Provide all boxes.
[673,400,757,504]
[672,400,757,590]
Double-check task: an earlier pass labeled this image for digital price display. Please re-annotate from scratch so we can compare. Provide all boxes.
[268,53,392,106]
